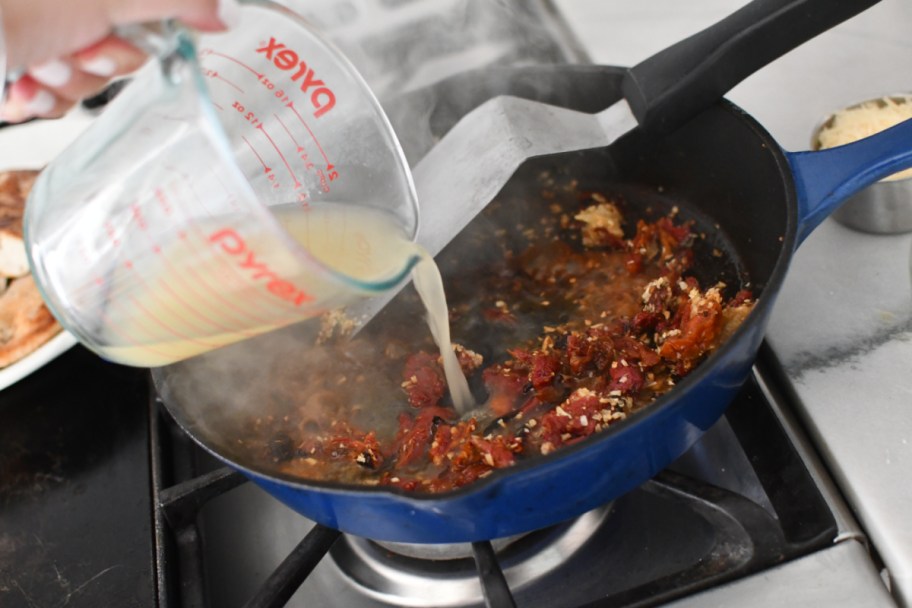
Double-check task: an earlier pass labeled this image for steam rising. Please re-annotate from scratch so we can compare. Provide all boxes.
[153,0,584,467]
[278,0,583,162]
[153,308,419,458]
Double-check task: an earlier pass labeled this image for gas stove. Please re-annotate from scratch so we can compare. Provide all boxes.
[148,346,870,608]
[1,1,911,607]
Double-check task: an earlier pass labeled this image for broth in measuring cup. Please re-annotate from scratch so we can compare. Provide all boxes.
[100,201,474,412]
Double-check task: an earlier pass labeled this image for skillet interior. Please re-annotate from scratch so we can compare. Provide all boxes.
[152,65,799,540]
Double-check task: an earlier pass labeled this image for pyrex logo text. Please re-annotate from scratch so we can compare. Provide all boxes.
[209,229,313,307]
[257,37,336,118]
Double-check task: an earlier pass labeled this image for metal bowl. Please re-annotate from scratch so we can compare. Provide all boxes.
[813,94,912,235]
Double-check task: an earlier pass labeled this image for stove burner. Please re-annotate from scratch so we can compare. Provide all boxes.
[371,531,530,562]
[333,506,612,606]
[150,353,841,608]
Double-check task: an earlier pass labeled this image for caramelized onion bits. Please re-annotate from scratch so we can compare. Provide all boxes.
[249,191,754,494]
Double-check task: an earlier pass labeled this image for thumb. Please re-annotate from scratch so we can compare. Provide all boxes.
[107,0,241,32]
[0,0,242,82]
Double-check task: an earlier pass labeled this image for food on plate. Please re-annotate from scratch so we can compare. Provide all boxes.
[235,175,756,493]
[814,94,912,181]
[0,275,62,368]
[0,170,37,278]
[0,169,63,367]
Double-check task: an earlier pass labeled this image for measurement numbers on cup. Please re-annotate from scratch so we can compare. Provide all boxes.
[200,47,341,204]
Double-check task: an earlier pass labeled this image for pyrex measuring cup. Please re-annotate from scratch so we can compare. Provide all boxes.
[25,0,420,367]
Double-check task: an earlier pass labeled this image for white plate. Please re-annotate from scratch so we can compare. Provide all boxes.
[0,330,79,391]
[0,110,96,391]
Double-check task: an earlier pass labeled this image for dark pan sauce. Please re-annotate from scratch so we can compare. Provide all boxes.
[233,173,755,493]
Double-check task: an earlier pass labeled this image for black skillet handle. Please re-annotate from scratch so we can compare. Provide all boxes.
[621,0,882,133]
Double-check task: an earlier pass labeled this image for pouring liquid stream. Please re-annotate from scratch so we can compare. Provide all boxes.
[281,203,475,413]
[276,203,476,414]
[410,252,476,414]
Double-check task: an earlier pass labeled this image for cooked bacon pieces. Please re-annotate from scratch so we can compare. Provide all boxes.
[259,194,755,494]
[401,351,447,409]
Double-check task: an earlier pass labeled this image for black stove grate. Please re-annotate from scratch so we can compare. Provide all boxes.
[150,439,515,608]
[242,524,342,608]
[149,344,838,608]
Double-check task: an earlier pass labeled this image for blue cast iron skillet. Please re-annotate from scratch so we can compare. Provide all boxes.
[153,0,912,542]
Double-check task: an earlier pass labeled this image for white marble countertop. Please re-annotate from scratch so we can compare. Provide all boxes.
[553,0,912,604]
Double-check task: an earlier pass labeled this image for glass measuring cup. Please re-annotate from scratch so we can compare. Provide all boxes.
[24,0,420,367]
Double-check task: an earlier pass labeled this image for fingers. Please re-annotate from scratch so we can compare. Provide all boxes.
[72,36,148,80]
[0,0,241,123]
[1,78,67,122]
[106,0,240,31]
[2,36,148,123]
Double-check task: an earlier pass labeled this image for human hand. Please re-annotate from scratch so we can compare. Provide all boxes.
[0,0,239,123]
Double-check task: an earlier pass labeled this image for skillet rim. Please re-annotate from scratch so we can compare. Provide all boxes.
[151,89,802,506]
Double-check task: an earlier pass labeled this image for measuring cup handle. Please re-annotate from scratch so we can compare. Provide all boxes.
[115,21,183,58]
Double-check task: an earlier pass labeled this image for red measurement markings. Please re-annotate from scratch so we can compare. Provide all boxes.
[315,169,333,194]
[213,102,224,112]
[202,68,244,93]
[95,178,282,330]
[242,136,272,175]
[181,233,302,325]
[286,102,339,192]
[257,73,278,91]
[202,49,262,78]
[130,203,147,230]
[154,187,174,216]
[165,178,306,325]
[103,220,121,247]
[209,228,313,306]
[128,189,257,338]
[286,101,330,166]
[258,123,301,189]
[275,110,313,203]
[275,111,317,189]
[74,242,110,300]
[129,293,224,351]
[110,245,226,352]
[98,302,190,364]
[273,89,291,105]
[243,133,279,189]
[129,214,263,340]
[70,219,122,302]
[232,101,265,128]
[73,199,147,301]
[274,113,304,153]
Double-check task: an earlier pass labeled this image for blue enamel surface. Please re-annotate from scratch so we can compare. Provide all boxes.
[788,117,912,243]
[235,307,769,543]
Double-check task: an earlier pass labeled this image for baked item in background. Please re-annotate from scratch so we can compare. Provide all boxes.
[0,275,62,367]
[0,170,37,279]
[0,169,63,368]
